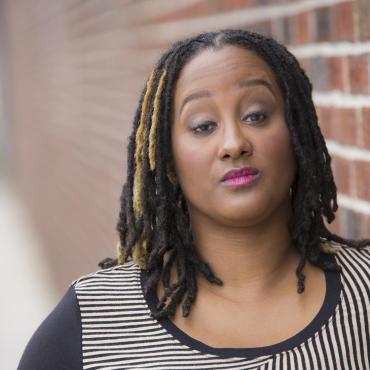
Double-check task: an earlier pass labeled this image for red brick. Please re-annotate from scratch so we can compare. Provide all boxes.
[327,56,349,92]
[332,156,351,195]
[271,17,285,44]
[361,107,370,149]
[146,0,213,24]
[299,58,310,73]
[246,21,272,37]
[316,106,333,139]
[292,11,312,45]
[315,7,332,42]
[332,2,355,41]
[348,54,369,94]
[331,108,358,146]
[219,0,256,12]
[325,207,341,235]
[307,57,329,91]
[280,16,292,45]
[339,209,368,239]
[356,0,370,41]
[354,160,370,200]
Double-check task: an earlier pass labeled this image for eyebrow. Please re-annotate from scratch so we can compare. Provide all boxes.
[179,78,275,115]
[239,78,275,96]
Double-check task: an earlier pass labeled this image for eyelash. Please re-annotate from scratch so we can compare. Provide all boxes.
[191,111,268,135]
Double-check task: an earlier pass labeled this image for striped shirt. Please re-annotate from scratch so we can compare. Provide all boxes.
[18,243,369,370]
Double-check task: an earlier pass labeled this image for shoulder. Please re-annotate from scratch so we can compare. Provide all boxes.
[322,240,369,293]
[17,284,82,370]
[18,260,142,370]
[322,240,370,268]
[72,260,143,312]
[72,259,141,289]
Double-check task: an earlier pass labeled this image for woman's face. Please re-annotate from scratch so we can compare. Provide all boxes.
[171,45,296,227]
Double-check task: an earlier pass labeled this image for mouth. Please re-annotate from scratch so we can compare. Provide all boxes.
[221,167,260,187]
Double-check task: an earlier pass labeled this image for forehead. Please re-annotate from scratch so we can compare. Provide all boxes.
[174,45,281,101]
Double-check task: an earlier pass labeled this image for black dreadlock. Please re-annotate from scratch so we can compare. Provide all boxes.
[99,29,370,320]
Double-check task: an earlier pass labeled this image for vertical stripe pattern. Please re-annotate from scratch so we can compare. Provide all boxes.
[73,244,369,370]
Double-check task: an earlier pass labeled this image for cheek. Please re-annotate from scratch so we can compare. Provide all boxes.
[172,135,214,189]
[266,133,291,157]
[261,128,296,176]
[173,141,209,180]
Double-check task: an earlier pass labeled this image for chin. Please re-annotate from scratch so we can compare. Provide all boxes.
[214,207,267,227]
[215,196,286,226]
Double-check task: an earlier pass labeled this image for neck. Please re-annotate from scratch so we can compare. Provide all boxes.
[188,201,300,302]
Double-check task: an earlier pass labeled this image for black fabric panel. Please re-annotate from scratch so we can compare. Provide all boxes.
[17,284,82,370]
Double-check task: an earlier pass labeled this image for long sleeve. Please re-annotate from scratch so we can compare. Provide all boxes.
[17,284,82,370]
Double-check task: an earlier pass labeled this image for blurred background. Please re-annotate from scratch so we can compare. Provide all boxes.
[0,0,369,368]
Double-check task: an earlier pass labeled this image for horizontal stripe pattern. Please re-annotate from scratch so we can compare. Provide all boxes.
[74,243,369,370]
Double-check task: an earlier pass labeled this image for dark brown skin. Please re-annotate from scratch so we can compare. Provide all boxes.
[159,45,326,348]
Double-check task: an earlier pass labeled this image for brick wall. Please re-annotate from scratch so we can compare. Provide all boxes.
[0,0,369,292]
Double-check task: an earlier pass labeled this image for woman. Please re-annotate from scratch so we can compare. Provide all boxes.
[19,29,369,370]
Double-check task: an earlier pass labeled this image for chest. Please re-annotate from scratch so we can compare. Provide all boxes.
[166,276,326,348]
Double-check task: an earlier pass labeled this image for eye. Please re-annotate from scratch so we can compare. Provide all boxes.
[190,121,217,135]
[243,111,268,125]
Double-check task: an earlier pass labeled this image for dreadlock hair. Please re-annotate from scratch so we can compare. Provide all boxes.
[99,29,370,320]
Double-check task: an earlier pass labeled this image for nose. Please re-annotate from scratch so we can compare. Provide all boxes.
[218,121,253,160]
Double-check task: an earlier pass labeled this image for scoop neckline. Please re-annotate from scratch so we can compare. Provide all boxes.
[140,253,342,358]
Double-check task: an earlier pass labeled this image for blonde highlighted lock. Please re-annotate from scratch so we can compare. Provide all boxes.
[117,241,125,265]
[149,68,167,171]
[129,68,167,268]
[133,69,156,219]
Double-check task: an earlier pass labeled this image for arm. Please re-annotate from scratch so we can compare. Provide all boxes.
[17,284,82,370]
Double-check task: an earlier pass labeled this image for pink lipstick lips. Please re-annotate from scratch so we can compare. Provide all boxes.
[221,167,260,187]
